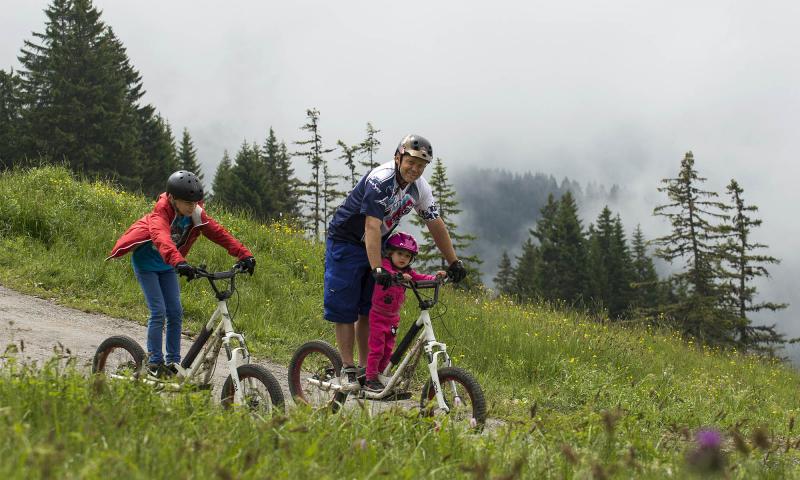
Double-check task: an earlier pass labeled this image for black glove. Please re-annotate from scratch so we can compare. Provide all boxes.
[237,256,256,275]
[175,262,197,280]
[447,260,467,283]
[372,267,393,288]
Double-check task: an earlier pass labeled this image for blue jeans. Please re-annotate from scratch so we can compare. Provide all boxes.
[134,268,183,364]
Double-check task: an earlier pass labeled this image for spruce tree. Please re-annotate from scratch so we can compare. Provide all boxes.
[0,69,23,169]
[321,160,347,237]
[138,113,178,198]
[629,224,660,310]
[653,151,732,342]
[337,140,361,189]
[17,0,148,189]
[178,128,204,182]
[493,250,514,295]
[411,157,483,287]
[293,108,334,238]
[552,191,589,305]
[529,194,560,302]
[717,179,787,351]
[263,128,299,220]
[512,239,540,301]
[359,122,381,172]
[211,150,235,205]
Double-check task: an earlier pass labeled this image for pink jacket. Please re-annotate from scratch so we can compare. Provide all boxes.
[106,193,252,266]
[371,257,436,319]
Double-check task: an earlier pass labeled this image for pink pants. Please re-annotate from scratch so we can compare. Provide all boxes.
[366,309,398,380]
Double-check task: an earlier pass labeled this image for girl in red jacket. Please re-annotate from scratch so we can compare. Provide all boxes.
[107,171,255,377]
[365,232,445,392]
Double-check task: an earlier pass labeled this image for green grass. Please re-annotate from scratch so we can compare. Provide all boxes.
[2,166,800,478]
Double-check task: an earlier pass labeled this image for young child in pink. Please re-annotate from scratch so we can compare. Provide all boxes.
[365,232,445,392]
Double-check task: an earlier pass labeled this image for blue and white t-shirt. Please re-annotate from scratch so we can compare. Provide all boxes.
[327,161,440,244]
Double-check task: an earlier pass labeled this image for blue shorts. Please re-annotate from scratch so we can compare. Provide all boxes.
[324,238,374,324]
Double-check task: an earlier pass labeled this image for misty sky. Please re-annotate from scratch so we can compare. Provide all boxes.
[3,1,799,346]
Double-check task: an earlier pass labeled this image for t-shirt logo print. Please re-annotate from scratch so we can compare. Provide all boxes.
[385,194,414,229]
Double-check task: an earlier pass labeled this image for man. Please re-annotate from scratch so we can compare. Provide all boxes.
[324,134,467,388]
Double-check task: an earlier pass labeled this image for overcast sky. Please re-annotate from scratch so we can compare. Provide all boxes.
[3,1,799,350]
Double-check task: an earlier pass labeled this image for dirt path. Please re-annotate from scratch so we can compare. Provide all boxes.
[0,284,290,401]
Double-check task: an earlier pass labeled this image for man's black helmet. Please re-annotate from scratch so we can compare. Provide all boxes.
[395,134,433,163]
[166,170,204,202]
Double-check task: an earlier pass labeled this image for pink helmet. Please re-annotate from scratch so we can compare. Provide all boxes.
[386,232,419,255]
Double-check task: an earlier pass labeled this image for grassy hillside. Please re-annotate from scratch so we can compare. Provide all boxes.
[2,166,800,478]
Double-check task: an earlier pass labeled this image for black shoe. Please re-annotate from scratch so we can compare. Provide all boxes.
[163,362,179,377]
[364,379,385,393]
[147,362,164,377]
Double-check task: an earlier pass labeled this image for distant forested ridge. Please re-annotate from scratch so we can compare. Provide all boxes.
[452,167,619,282]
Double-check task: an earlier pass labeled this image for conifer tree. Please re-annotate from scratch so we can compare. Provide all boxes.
[337,140,361,189]
[629,224,660,310]
[493,250,514,295]
[321,160,347,237]
[0,69,23,169]
[552,191,589,305]
[411,157,483,287]
[229,141,268,219]
[138,113,178,197]
[263,128,299,220]
[211,150,235,204]
[717,179,787,351]
[178,128,203,182]
[293,108,334,238]
[16,0,149,189]
[512,239,540,301]
[653,151,732,342]
[529,194,560,301]
[359,122,381,172]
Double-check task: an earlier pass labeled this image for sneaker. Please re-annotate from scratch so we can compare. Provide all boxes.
[163,362,179,377]
[147,362,163,377]
[340,365,360,391]
[364,378,385,393]
[356,365,366,378]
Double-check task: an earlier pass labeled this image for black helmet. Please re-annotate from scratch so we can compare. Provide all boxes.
[395,134,433,163]
[166,170,204,202]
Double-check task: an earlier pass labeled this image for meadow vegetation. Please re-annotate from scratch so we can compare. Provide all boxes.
[2,166,800,478]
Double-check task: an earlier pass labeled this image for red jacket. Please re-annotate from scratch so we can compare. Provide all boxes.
[107,193,252,266]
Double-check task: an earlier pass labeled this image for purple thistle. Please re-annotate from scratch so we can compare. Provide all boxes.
[686,428,726,473]
[696,429,722,450]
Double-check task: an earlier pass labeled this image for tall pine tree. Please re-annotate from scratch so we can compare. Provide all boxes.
[493,250,514,296]
[629,224,660,311]
[293,108,334,238]
[17,0,148,188]
[337,139,361,189]
[138,113,178,197]
[359,122,381,172]
[653,151,732,343]
[263,128,300,220]
[178,128,203,182]
[717,179,787,351]
[0,69,23,169]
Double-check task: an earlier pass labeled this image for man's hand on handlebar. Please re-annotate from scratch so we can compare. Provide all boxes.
[446,260,467,283]
[372,267,393,288]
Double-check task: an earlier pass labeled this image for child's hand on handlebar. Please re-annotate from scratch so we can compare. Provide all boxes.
[435,271,447,279]
[175,262,197,280]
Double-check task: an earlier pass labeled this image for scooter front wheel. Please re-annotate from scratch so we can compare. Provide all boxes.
[288,340,345,411]
[420,366,487,427]
[221,364,285,414]
[92,335,145,379]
